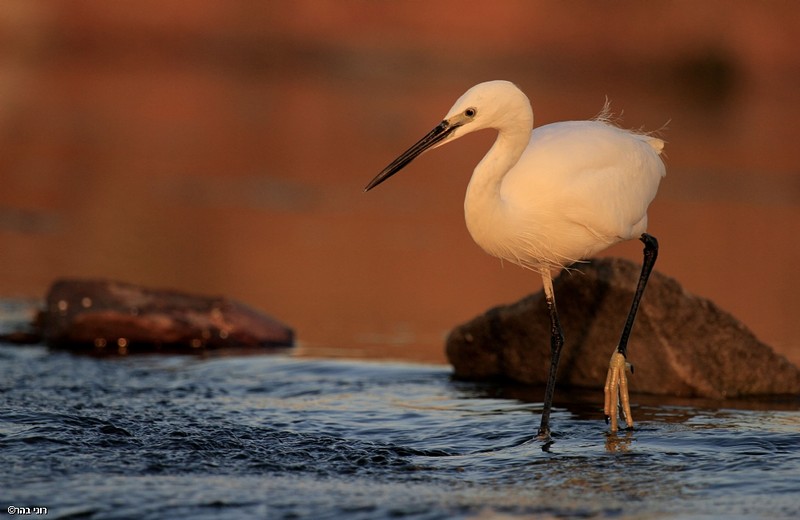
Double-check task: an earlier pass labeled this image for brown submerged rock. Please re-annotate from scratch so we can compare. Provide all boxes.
[40,279,294,354]
[446,258,800,398]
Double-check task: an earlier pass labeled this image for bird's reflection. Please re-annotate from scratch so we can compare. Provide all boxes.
[605,429,635,453]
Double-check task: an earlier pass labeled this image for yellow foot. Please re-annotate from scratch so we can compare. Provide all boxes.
[603,351,634,432]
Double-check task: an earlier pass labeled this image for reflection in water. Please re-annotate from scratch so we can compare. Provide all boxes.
[605,430,634,453]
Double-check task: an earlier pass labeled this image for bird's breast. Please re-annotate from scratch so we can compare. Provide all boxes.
[465,198,602,271]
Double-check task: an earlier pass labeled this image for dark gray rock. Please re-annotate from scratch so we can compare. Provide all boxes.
[40,279,294,353]
[446,258,800,398]
[0,299,42,344]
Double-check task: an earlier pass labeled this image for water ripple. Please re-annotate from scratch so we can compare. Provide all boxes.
[1,344,799,519]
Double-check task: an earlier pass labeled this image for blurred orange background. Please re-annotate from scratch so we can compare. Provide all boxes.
[1,1,798,366]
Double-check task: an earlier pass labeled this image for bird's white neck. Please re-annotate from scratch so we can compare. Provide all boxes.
[463,121,531,259]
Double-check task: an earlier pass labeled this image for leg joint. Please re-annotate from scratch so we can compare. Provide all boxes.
[640,233,659,259]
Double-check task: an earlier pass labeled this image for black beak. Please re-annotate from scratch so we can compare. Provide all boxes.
[364,120,456,192]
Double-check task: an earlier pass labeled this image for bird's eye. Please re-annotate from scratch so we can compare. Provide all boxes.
[464,108,476,118]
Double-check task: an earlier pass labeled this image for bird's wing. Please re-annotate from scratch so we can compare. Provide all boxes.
[504,120,665,242]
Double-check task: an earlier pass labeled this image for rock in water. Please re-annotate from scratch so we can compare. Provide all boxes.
[41,279,294,353]
[446,258,800,398]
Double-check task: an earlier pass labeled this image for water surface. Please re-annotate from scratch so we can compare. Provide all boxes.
[2,343,799,519]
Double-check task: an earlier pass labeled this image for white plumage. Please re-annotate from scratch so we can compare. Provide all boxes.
[366,80,665,439]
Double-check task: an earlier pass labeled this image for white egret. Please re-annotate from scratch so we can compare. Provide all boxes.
[365,80,665,439]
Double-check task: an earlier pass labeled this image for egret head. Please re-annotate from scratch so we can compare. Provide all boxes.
[441,80,530,137]
[364,80,530,191]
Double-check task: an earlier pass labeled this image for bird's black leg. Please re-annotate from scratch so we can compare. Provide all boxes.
[617,233,659,358]
[537,273,564,440]
[604,233,658,430]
